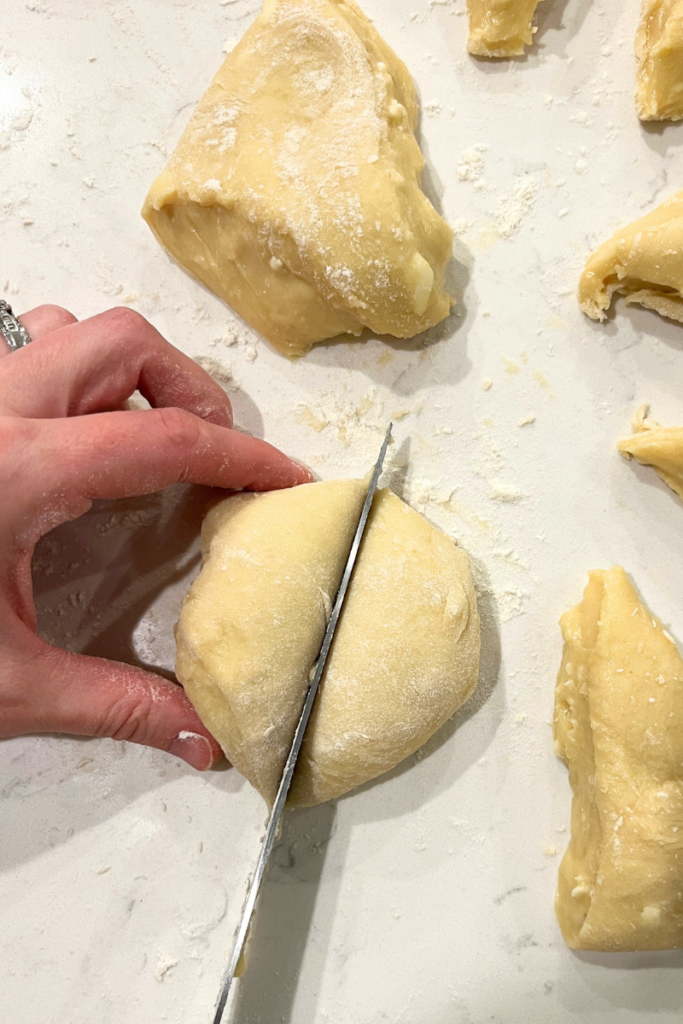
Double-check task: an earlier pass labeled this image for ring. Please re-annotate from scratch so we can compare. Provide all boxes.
[0,300,32,351]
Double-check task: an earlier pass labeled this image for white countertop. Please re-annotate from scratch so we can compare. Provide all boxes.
[2,1,683,1022]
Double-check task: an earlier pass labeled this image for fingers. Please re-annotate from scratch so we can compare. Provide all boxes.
[3,633,223,770]
[4,408,311,540]
[0,306,233,427]
[0,303,75,359]
[19,303,78,340]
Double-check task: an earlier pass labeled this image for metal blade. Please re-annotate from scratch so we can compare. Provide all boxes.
[212,422,393,1024]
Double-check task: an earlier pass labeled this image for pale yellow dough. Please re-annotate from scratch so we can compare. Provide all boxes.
[467,0,544,57]
[142,0,453,359]
[579,189,683,324]
[636,0,683,121]
[619,405,683,502]
[554,568,683,951]
[175,481,480,808]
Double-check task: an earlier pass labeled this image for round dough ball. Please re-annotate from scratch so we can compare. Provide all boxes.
[175,481,480,807]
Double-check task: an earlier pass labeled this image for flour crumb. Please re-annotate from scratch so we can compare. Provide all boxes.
[295,387,386,453]
[195,355,234,391]
[457,144,487,186]
[489,481,523,503]
[498,585,529,621]
[494,176,538,238]
[155,956,179,982]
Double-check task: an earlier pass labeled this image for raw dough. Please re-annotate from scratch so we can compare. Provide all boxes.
[618,404,683,502]
[467,0,544,57]
[579,188,683,324]
[142,0,453,359]
[636,0,683,121]
[554,567,683,951]
[175,481,480,807]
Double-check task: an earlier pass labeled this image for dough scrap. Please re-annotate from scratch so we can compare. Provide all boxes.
[467,0,544,57]
[636,0,683,121]
[579,188,683,324]
[554,567,683,951]
[175,481,480,808]
[142,0,453,359]
[618,404,683,502]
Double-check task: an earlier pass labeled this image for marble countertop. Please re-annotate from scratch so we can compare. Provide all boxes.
[2,1,683,1022]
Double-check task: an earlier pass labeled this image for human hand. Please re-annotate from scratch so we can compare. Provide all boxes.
[0,304,311,770]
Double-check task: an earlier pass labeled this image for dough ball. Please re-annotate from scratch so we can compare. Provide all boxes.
[636,0,683,122]
[618,404,683,502]
[175,481,480,807]
[467,0,544,57]
[142,0,453,358]
[579,188,683,325]
[554,567,683,951]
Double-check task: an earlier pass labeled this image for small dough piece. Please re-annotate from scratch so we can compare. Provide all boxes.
[554,568,683,951]
[579,189,683,324]
[636,0,683,121]
[176,482,480,807]
[467,0,544,57]
[618,404,683,501]
[142,0,453,359]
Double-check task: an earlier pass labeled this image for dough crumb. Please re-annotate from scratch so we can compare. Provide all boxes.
[482,378,492,390]
[518,414,536,427]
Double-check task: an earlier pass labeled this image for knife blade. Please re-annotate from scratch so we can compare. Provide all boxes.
[212,422,393,1024]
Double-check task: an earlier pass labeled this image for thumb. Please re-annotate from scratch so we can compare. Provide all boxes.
[28,643,223,771]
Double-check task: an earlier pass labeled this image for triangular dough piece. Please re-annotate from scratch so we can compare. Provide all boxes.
[175,480,367,804]
[555,567,683,951]
[467,0,544,57]
[176,482,480,808]
[142,0,453,359]
[579,188,683,324]
[636,0,683,122]
[618,404,683,501]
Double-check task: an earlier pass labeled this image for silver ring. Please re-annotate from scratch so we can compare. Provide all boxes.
[0,300,32,351]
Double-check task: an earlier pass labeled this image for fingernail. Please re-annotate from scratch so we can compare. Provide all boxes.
[169,731,215,771]
[290,458,316,482]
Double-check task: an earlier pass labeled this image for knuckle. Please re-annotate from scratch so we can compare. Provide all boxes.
[106,305,151,338]
[155,406,202,449]
[100,695,149,743]
[39,303,76,324]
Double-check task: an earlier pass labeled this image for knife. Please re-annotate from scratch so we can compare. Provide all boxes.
[212,422,393,1024]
